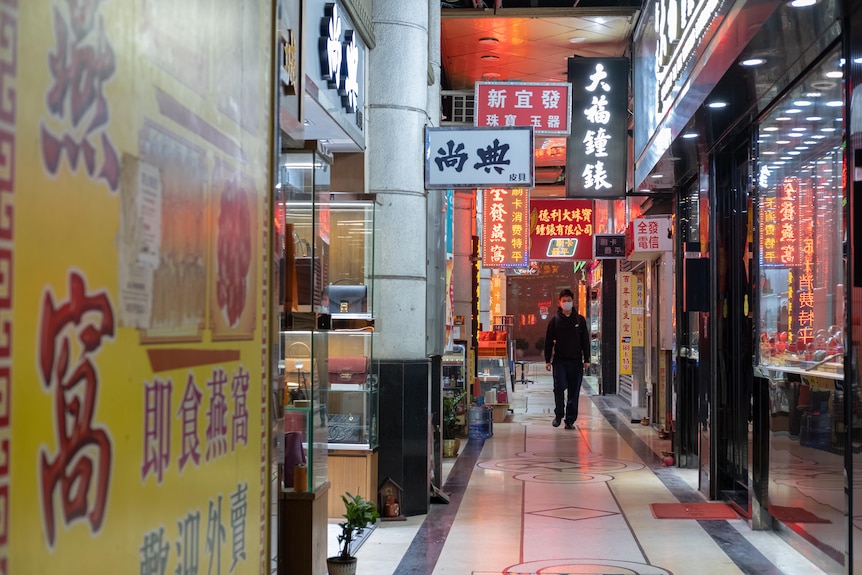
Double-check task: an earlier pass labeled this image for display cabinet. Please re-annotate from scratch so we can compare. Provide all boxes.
[326,330,378,448]
[442,344,466,395]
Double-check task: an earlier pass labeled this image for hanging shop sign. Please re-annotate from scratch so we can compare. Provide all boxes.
[528,199,594,261]
[481,188,531,268]
[626,216,673,260]
[632,275,645,346]
[319,2,362,116]
[594,234,627,259]
[566,58,629,199]
[619,272,634,375]
[425,126,534,189]
[474,81,572,136]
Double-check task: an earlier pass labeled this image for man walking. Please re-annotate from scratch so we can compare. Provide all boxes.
[544,289,590,429]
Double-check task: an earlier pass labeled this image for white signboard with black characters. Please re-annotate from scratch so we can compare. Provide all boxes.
[424,127,534,189]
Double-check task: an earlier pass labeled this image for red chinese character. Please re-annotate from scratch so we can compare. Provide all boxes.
[41,4,119,190]
[38,272,114,546]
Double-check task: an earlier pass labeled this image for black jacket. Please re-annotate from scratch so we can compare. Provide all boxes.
[544,308,590,364]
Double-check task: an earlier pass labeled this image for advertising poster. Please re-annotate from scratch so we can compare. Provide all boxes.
[10,1,272,573]
[619,272,633,375]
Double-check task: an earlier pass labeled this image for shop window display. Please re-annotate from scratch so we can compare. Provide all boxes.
[756,50,844,377]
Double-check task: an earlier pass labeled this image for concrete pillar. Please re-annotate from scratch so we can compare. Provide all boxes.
[368,1,435,515]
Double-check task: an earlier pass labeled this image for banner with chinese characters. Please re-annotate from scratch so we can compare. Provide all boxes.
[626,216,673,261]
[760,177,801,268]
[632,275,645,347]
[481,188,530,267]
[528,199,594,261]
[594,234,626,259]
[425,127,535,189]
[566,58,629,199]
[619,272,633,375]
[11,2,271,573]
[474,82,572,136]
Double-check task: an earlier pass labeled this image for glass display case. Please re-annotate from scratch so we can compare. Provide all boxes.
[327,330,378,448]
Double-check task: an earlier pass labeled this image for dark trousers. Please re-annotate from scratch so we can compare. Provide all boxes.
[553,359,584,423]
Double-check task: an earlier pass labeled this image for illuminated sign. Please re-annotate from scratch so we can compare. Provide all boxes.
[626,216,673,260]
[474,82,572,136]
[654,0,721,115]
[319,2,361,116]
[619,272,633,375]
[594,234,626,259]
[425,127,534,189]
[528,199,593,261]
[481,188,531,268]
[567,58,628,199]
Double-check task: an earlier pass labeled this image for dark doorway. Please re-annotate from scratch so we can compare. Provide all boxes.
[712,137,755,512]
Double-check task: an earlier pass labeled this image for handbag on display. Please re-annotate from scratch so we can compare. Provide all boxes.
[328,356,368,388]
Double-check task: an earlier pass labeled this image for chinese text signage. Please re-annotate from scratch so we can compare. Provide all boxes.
[619,272,633,375]
[594,234,626,259]
[528,199,594,261]
[626,216,673,260]
[761,177,800,267]
[474,82,572,136]
[482,188,530,268]
[425,127,534,189]
[566,58,628,199]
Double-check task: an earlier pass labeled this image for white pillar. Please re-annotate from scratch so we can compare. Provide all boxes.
[368,2,431,360]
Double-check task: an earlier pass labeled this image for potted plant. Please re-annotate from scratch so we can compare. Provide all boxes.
[327,492,380,575]
[442,390,466,457]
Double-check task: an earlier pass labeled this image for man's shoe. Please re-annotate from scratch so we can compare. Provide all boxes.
[564,422,575,430]
[552,417,561,427]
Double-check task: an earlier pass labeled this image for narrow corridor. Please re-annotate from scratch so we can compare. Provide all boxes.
[335,366,832,575]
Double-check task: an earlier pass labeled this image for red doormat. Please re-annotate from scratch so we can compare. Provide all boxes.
[769,505,831,524]
[650,502,740,520]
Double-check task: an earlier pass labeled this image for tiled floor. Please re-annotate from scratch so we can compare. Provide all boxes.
[332,366,836,575]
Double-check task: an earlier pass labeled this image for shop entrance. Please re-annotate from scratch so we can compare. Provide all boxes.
[712,139,754,512]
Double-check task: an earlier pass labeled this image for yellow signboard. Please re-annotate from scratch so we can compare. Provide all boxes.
[618,272,632,375]
[11,1,272,573]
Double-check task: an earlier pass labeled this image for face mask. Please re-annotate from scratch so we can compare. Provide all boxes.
[561,301,573,312]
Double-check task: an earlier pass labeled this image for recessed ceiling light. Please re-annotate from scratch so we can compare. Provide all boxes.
[681,132,698,139]
[707,101,728,109]
[790,0,816,6]
[569,37,587,44]
[763,126,779,132]
[776,116,791,121]
[803,140,817,145]
[826,100,843,107]
[793,100,813,107]
[787,151,801,156]
[812,134,826,139]
[741,58,766,66]
[826,71,843,79]
[776,140,791,144]
[774,161,787,165]
[479,37,500,44]
[651,174,664,178]
[481,55,499,60]
[804,92,822,98]
[855,57,862,64]
[781,156,793,160]
[762,151,776,155]
[805,116,823,121]
[821,127,837,132]
[785,109,802,114]
[791,127,807,131]
[796,146,810,150]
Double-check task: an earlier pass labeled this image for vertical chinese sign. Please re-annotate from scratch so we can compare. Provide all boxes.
[632,275,645,347]
[566,58,628,199]
[619,272,633,375]
[528,199,594,261]
[15,1,271,573]
[481,188,530,268]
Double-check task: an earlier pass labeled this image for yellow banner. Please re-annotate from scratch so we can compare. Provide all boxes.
[11,1,272,573]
